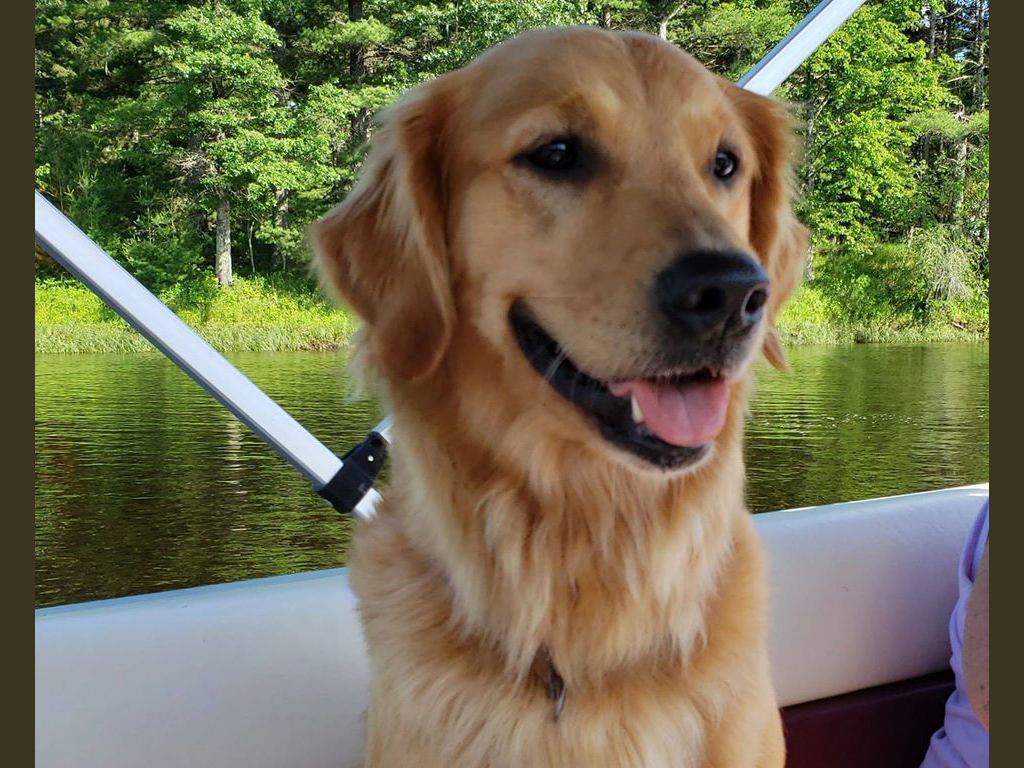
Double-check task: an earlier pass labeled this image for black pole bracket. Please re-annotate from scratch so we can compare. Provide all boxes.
[316,431,388,516]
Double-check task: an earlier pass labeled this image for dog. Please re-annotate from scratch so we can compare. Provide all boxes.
[315,26,806,768]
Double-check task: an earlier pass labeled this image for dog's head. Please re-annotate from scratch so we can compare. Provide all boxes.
[315,28,806,474]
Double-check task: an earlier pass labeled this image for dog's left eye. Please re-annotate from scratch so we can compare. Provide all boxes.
[524,139,579,172]
[713,149,738,180]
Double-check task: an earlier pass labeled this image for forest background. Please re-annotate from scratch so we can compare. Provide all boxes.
[34,0,989,352]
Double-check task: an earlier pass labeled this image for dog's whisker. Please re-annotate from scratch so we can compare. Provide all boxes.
[543,351,567,385]
[526,343,557,370]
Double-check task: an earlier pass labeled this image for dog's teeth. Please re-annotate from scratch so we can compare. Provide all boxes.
[631,394,644,424]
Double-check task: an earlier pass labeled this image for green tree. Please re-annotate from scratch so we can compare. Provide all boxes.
[778,1,986,329]
[35,0,987,336]
[35,0,207,288]
[123,3,313,285]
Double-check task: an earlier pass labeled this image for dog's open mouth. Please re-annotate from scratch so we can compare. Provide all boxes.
[510,303,730,470]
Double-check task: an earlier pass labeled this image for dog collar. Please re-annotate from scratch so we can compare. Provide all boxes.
[534,647,566,722]
[547,659,567,722]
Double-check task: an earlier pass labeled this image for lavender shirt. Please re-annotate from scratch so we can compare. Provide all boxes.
[920,499,989,768]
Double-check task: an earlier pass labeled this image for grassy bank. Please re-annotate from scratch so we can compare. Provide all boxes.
[775,283,988,345]
[36,276,988,355]
[35,275,359,354]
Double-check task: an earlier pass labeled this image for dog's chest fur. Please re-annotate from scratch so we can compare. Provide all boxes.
[348,465,780,768]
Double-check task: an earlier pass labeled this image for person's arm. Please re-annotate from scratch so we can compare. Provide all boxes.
[963,537,989,731]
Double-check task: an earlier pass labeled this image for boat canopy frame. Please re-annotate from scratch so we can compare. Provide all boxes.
[33,0,866,520]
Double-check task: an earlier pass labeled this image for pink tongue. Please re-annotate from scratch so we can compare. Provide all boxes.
[608,378,730,447]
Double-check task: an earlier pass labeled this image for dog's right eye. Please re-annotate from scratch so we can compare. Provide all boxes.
[522,138,579,173]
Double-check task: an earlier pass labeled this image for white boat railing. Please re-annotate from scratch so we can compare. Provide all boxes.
[738,0,865,95]
[33,0,865,519]
[35,190,389,521]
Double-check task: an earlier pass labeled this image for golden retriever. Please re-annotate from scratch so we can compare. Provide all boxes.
[315,26,806,768]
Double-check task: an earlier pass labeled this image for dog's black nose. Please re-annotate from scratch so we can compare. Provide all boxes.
[654,250,770,340]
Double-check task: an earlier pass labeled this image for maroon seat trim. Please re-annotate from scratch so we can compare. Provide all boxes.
[782,671,955,768]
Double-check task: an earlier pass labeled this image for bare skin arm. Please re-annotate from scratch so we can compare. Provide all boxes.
[963,538,989,731]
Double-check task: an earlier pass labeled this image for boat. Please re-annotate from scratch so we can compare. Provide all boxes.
[34,1,987,766]
[36,484,987,768]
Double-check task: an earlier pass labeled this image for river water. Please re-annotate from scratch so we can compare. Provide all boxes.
[35,343,988,607]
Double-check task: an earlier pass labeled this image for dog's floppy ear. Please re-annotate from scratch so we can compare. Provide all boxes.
[314,78,456,381]
[728,86,808,371]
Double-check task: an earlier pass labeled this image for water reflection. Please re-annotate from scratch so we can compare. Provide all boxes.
[746,344,988,511]
[35,344,988,607]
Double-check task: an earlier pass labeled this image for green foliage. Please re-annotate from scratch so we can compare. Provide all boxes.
[906,108,988,142]
[777,280,986,345]
[792,2,947,237]
[775,283,848,345]
[36,275,360,354]
[35,0,988,347]
[773,0,989,339]
[689,1,797,79]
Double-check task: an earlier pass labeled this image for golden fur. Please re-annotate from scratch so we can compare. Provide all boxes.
[315,27,807,768]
